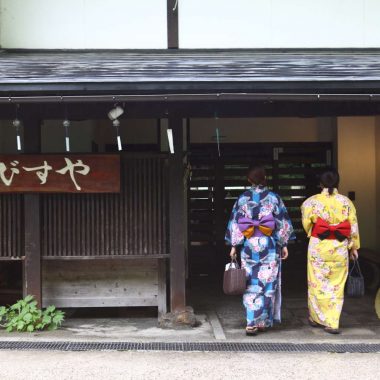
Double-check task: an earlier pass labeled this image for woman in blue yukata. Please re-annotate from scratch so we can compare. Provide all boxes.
[225,165,295,336]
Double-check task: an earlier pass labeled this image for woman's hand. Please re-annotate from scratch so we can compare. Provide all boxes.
[349,249,359,261]
[229,247,237,259]
[281,246,289,260]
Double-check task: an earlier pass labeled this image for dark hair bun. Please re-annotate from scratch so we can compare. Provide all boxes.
[247,165,267,186]
[319,168,339,195]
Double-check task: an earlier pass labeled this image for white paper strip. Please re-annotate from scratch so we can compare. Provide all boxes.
[117,135,122,151]
[16,135,22,151]
[65,136,70,152]
[167,128,174,154]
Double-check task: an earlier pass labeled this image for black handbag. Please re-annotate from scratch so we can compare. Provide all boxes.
[346,259,365,298]
[223,259,247,296]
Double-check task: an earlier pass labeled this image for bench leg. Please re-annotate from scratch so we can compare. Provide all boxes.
[157,259,167,317]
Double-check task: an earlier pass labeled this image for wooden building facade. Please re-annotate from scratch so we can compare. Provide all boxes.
[0,49,380,314]
[1,2,380,315]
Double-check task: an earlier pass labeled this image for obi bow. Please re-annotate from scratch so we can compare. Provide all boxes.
[237,214,275,238]
[311,218,351,242]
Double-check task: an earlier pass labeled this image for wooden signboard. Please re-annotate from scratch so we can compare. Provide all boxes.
[0,154,120,193]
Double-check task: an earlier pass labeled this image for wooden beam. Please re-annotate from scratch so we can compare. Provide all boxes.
[167,0,179,49]
[22,115,42,306]
[168,117,186,312]
[2,100,380,120]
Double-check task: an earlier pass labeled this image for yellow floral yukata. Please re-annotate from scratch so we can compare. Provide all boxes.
[301,188,360,329]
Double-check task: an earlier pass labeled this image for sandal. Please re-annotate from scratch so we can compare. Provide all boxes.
[245,326,258,336]
[324,327,340,335]
[308,317,322,328]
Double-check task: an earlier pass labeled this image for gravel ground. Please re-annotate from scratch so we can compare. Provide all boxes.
[0,350,379,380]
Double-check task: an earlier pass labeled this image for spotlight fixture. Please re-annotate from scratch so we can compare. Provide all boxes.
[108,105,124,151]
[107,106,124,121]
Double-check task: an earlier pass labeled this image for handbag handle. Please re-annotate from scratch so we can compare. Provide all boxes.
[349,258,363,277]
[228,258,240,270]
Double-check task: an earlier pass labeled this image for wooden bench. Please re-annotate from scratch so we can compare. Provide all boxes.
[42,257,168,318]
[359,248,380,292]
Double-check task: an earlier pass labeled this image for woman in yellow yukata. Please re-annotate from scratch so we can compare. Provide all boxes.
[301,169,360,334]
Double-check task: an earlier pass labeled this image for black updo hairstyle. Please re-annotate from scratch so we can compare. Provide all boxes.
[247,164,267,186]
[319,168,340,195]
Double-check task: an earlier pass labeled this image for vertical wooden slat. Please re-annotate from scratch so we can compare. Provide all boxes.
[126,161,132,255]
[91,195,95,256]
[42,195,47,257]
[127,160,131,255]
[143,158,147,254]
[134,158,138,255]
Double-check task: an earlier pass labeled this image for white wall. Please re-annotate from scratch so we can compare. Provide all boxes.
[0,0,167,49]
[2,0,380,49]
[180,0,380,48]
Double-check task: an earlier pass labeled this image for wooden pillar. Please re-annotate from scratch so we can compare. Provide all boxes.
[167,0,179,49]
[169,117,186,312]
[22,115,42,306]
[214,158,226,273]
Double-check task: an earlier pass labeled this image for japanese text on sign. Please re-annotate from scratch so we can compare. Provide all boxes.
[0,155,120,193]
[0,158,90,191]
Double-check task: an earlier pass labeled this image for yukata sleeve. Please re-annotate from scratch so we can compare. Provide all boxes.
[348,200,360,250]
[301,198,314,237]
[273,195,295,247]
[225,198,245,247]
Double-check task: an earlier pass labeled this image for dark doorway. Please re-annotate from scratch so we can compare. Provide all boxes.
[187,142,333,292]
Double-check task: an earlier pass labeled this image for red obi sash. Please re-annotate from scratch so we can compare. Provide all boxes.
[311,218,351,242]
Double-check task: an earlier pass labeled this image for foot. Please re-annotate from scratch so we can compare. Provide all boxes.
[245,326,258,336]
[324,327,340,334]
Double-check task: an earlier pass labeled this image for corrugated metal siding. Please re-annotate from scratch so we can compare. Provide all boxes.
[41,155,168,258]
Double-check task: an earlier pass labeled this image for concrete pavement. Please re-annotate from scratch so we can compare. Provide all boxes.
[0,350,379,380]
[0,292,379,344]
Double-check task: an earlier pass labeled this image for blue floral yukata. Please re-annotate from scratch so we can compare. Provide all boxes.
[225,186,294,328]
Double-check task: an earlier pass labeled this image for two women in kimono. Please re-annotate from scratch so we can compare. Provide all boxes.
[226,166,359,336]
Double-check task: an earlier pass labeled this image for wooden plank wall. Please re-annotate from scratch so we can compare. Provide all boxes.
[41,155,169,258]
[0,194,23,259]
[42,258,167,313]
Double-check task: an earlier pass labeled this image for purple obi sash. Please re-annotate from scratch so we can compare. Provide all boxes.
[237,214,275,238]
